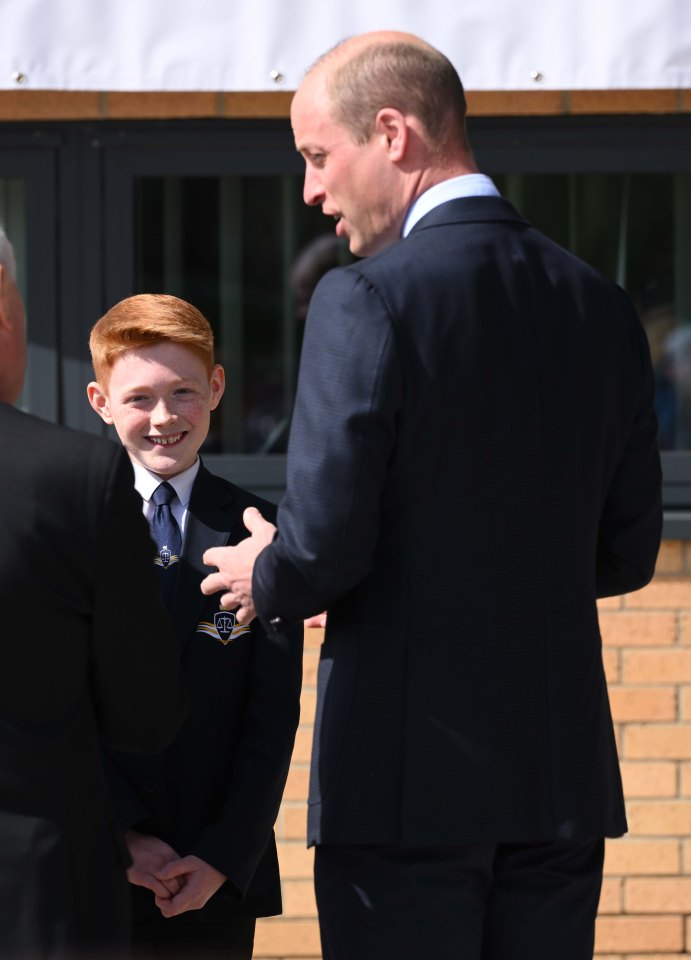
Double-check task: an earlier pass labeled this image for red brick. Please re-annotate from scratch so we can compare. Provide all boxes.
[681,614,691,645]
[624,650,691,683]
[625,579,691,609]
[280,804,307,840]
[603,648,620,684]
[620,761,678,798]
[277,842,313,879]
[655,541,685,575]
[302,651,319,687]
[679,688,691,720]
[599,612,676,647]
[303,626,324,650]
[598,878,622,913]
[594,915,683,953]
[281,879,318,917]
[626,877,691,912]
[625,725,691,760]
[291,726,314,764]
[300,690,317,723]
[254,917,321,957]
[604,839,680,876]
[609,687,677,722]
[627,801,691,835]
[599,596,625,611]
[283,766,310,802]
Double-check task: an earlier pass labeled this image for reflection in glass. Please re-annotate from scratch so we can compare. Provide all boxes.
[495,172,691,450]
[0,178,27,408]
[134,171,690,453]
[134,176,351,454]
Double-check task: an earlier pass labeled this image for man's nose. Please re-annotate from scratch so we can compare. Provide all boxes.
[303,168,325,207]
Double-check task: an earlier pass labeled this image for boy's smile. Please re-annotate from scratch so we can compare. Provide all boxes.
[87,342,225,479]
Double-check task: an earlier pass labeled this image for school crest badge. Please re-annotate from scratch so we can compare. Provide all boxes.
[196,608,251,646]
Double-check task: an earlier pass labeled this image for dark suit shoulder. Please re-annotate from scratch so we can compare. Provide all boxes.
[0,404,129,506]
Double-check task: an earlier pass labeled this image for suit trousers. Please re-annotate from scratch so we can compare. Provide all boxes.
[314,839,605,960]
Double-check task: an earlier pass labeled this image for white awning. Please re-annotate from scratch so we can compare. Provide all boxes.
[1,0,689,92]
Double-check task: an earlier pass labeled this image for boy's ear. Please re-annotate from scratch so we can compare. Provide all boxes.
[209,363,225,411]
[86,381,114,424]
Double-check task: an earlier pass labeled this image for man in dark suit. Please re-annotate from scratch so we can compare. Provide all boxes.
[87,294,302,959]
[0,227,186,959]
[201,32,663,960]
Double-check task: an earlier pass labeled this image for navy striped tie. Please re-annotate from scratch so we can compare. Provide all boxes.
[150,482,182,605]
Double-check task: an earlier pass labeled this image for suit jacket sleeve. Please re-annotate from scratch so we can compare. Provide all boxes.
[90,444,186,751]
[189,618,303,894]
[253,268,403,627]
[595,288,662,597]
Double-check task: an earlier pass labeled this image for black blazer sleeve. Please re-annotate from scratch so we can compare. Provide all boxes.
[253,268,403,627]
[595,288,662,597]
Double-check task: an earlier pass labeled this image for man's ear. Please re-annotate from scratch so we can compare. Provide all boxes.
[86,381,114,424]
[374,107,409,162]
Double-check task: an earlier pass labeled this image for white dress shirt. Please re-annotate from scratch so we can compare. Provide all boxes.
[402,173,500,238]
[131,458,200,538]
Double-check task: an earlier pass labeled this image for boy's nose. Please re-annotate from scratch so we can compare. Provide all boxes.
[151,400,176,425]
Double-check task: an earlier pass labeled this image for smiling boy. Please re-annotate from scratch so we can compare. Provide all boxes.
[87,294,302,960]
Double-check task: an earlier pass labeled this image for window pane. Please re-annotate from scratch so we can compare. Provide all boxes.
[133,175,351,454]
[495,171,691,451]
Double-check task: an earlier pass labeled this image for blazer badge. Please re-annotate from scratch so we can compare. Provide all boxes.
[197,609,251,645]
[154,546,180,569]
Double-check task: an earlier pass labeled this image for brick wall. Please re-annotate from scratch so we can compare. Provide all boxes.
[255,539,691,959]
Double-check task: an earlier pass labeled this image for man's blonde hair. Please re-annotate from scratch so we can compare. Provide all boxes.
[89,294,215,385]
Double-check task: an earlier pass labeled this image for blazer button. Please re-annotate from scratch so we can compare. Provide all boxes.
[143,780,157,793]
[269,616,287,633]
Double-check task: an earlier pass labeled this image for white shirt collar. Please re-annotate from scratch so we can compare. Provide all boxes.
[402,174,500,238]
[132,457,200,507]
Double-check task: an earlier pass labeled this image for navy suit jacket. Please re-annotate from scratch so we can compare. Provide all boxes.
[108,465,302,921]
[0,404,185,957]
[253,196,662,847]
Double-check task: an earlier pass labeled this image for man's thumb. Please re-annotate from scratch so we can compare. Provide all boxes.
[243,506,266,533]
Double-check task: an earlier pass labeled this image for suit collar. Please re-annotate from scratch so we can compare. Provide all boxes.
[409,195,527,234]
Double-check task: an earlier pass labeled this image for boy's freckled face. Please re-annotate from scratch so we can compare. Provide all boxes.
[96,343,224,479]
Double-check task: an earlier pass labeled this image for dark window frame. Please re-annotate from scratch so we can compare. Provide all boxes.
[0,116,689,532]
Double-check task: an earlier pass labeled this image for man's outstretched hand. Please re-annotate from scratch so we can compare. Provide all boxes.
[201,507,276,624]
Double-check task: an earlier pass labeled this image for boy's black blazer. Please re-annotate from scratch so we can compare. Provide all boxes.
[0,404,185,956]
[108,464,303,921]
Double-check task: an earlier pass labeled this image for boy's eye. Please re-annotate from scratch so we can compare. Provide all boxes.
[127,395,148,403]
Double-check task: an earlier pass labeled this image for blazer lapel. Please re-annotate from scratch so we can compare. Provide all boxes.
[172,465,236,653]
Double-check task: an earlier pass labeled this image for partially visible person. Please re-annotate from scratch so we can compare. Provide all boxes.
[0,225,186,959]
[200,32,662,960]
[87,294,302,960]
